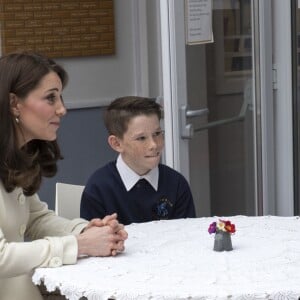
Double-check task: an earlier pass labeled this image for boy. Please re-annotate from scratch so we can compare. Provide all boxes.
[80,96,196,225]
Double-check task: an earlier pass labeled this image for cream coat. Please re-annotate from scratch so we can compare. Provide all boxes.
[0,181,88,300]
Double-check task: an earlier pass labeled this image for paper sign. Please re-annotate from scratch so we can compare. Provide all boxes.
[185,0,213,45]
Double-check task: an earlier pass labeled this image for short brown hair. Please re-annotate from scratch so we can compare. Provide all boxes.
[104,96,162,138]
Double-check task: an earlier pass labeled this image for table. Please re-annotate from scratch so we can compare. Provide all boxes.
[32,216,300,300]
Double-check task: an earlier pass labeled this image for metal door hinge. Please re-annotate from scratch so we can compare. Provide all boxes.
[272,64,278,90]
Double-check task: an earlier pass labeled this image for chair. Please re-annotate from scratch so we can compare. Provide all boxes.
[55,182,85,219]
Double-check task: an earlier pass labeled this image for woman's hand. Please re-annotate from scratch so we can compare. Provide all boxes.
[77,213,128,257]
[83,213,123,231]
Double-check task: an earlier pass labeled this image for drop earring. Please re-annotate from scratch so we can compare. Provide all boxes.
[15,117,20,124]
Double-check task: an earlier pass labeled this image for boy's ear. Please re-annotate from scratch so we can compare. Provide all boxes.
[9,93,21,117]
[108,135,123,153]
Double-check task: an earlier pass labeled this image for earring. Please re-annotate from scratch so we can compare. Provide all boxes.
[15,117,20,124]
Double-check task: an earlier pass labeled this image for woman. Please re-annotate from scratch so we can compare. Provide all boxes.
[0,51,128,300]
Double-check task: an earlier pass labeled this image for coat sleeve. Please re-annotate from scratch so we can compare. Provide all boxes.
[0,194,88,279]
[26,194,88,239]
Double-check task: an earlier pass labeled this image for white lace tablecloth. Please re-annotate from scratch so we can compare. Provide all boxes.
[32,216,300,300]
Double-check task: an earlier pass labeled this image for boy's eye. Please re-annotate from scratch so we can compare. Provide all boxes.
[136,136,146,141]
[154,130,163,137]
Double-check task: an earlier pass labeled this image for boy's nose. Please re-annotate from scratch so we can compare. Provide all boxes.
[148,137,158,148]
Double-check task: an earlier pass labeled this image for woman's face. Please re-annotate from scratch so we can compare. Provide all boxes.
[12,71,66,147]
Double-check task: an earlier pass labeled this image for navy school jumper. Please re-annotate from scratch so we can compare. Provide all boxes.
[80,161,196,225]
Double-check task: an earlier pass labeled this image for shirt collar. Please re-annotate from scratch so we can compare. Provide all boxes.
[116,155,159,191]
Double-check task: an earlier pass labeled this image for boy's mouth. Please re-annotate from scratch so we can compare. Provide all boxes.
[146,152,160,158]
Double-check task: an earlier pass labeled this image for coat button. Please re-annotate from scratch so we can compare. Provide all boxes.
[19,224,26,236]
[18,193,25,204]
[49,257,62,267]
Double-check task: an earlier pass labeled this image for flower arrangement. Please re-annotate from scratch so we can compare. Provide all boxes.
[208,219,236,251]
[208,219,236,235]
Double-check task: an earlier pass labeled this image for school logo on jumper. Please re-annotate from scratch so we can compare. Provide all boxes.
[153,197,173,220]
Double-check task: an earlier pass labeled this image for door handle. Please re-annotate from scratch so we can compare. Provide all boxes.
[180,106,209,139]
[181,100,249,139]
[186,108,209,118]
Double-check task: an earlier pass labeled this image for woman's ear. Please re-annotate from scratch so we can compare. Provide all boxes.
[9,93,20,117]
[108,135,123,153]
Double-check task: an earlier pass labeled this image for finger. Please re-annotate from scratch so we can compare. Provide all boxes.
[116,241,125,252]
[118,229,128,240]
[90,218,104,227]
[106,219,118,229]
[84,218,104,231]
[109,237,125,253]
[108,221,126,234]
[110,241,125,255]
[109,222,125,234]
[102,213,117,225]
[114,229,128,240]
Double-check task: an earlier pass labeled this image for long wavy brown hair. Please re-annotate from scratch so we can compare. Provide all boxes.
[0,52,68,196]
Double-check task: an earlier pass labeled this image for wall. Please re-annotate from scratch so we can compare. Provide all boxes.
[38,108,117,209]
[55,0,138,110]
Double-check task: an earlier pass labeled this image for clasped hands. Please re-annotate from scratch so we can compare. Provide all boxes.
[77,213,128,257]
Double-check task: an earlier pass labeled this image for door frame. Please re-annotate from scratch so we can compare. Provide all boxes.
[252,0,275,215]
[160,0,188,176]
[272,0,294,215]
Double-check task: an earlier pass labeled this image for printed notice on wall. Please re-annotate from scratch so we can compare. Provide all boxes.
[185,0,213,45]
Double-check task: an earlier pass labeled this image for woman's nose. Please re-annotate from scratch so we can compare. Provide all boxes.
[56,98,67,117]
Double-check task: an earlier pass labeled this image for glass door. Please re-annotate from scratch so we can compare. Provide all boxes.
[188,0,257,216]
[160,0,275,217]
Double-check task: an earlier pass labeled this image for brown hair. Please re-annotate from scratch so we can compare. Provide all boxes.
[0,51,68,196]
[104,96,162,138]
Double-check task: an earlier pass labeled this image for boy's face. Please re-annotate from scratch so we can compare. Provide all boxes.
[118,114,164,175]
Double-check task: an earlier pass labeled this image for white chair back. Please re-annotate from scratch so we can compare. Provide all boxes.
[55,182,85,219]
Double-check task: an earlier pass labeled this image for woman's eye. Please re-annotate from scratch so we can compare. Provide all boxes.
[136,136,146,141]
[46,94,56,103]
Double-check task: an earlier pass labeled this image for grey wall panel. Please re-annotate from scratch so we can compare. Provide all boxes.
[38,107,117,210]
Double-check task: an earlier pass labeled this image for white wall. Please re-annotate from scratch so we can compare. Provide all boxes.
[56,0,138,109]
